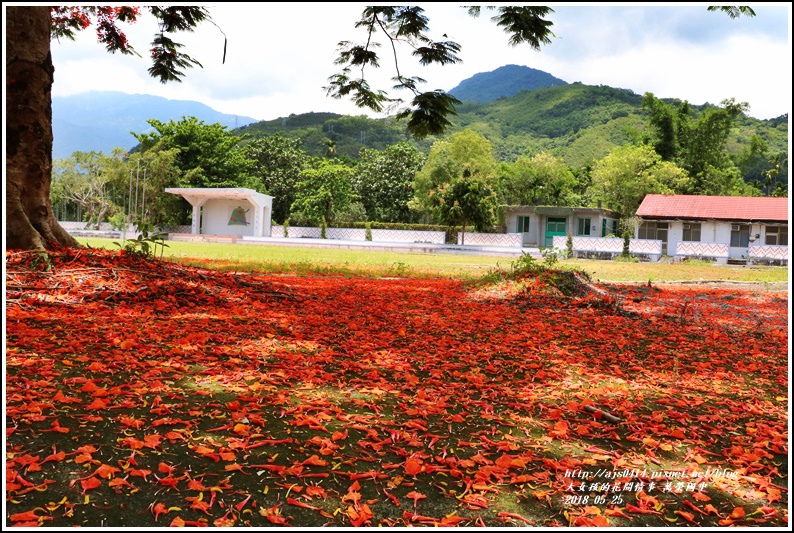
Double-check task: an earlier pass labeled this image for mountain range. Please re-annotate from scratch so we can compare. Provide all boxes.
[51,65,787,179]
[52,91,258,159]
[51,65,566,159]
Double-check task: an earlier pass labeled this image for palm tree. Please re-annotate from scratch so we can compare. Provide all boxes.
[323,139,337,159]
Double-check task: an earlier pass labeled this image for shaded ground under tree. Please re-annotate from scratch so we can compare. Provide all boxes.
[5,249,788,527]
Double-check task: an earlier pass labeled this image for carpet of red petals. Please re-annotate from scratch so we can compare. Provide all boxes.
[5,248,789,527]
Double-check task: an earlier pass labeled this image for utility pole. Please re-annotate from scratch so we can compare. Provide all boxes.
[125,168,134,244]
[134,159,141,223]
[140,167,147,227]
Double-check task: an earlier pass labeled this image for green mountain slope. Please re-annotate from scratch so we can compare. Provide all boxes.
[233,75,787,178]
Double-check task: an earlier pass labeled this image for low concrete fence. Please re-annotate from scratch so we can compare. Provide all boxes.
[674,242,729,263]
[60,221,135,239]
[271,225,446,244]
[552,236,663,261]
[457,232,523,247]
[748,244,788,266]
[60,221,188,237]
[159,225,192,234]
[59,221,121,231]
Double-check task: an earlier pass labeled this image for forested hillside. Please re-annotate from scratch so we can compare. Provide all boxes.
[234,81,787,177]
[52,69,787,232]
[236,113,420,161]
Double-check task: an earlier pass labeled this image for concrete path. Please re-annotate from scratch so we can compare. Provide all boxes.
[237,235,541,258]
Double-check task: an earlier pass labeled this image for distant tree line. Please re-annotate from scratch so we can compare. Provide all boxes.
[51,94,786,236]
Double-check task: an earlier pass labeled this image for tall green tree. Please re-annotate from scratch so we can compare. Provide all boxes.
[590,144,691,216]
[433,172,497,244]
[734,134,769,187]
[245,135,310,223]
[498,152,580,207]
[695,164,759,197]
[354,143,426,223]
[125,148,186,227]
[642,94,750,194]
[52,151,121,229]
[762,153,788,197]
[132,117,257,190]
[52,147,189,229]
[291,160,356,227]
[411,130,497,220]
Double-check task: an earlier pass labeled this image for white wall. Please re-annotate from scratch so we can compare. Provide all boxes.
[202,199,255,237]
[663,221,769,260]
[505,210,541,246]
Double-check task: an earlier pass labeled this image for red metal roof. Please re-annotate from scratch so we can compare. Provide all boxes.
[636,194,789,222]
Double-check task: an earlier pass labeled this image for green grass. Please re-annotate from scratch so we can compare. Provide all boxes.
[559,258,789,283]
[75,237,514,279]
[74,237,789,283]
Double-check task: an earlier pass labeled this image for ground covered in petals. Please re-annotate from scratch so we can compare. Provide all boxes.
[5,248,789,527]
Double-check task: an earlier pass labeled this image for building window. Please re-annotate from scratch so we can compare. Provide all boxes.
[765,226,788,245]
[602,219,618,236]
[577,218,591,236]
[516,215,530,233]
[638,222,652,239]
[682,223,701,242]
[638,221,667,239]
[730,224,750,247]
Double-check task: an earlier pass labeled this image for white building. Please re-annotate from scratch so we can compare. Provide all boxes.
[635,194,789,264]
[504,205,621,247]
[165,188,274,238]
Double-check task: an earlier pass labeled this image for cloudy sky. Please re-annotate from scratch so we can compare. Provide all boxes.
[45,3,792,122]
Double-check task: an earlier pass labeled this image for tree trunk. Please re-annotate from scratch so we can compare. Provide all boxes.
[6,6,80,251]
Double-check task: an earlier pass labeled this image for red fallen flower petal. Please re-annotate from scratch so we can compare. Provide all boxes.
[41,451,66,464]
[286,497,321,511]
[301,454,328,467]
[404,456,423,476]
[80,476,102,491]
[10,510,52,523]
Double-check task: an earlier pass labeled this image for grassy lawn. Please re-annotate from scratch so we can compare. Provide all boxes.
[75,236,789,283]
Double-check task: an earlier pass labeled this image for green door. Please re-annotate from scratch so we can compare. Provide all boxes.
[545,217,567,247]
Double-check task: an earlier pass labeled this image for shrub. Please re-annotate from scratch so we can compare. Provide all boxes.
[109,213,127,231]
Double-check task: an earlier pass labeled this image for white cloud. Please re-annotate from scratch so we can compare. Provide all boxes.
[45,3,791,121]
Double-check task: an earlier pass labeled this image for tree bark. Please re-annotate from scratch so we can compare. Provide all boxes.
[6,6,80,251]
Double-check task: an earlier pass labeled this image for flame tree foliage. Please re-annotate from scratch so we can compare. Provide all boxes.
[325,6,555,139]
